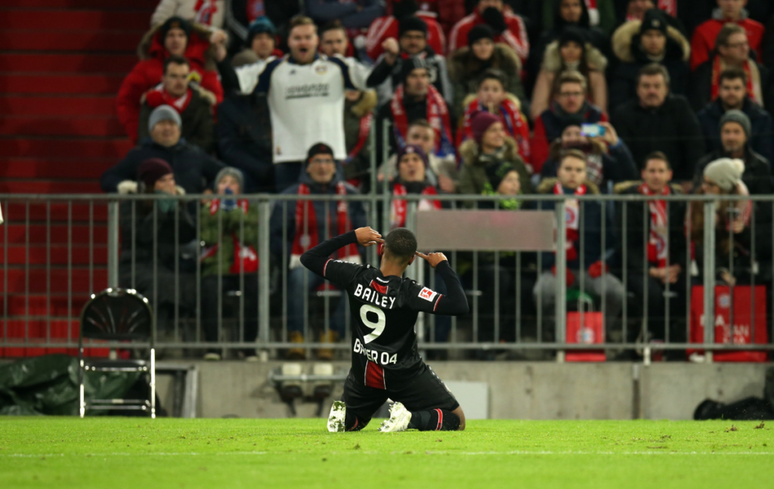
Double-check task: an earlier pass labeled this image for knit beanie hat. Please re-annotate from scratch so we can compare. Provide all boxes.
[397,144,429,168]
[704,158,745,191]
[306,142,335,164]
[470,111,501,145]
[639,9,668,36]
[399,15,428,37]
[149,105,182,132]
[468,24,495,47]
[399,56,429,84]
[159,16,191,41]
[559,26,587,48]
[486,161,517,192]
[215,167,244,192]
[720,109,752,138]
[138,158,173,188]
[247,16,276,45]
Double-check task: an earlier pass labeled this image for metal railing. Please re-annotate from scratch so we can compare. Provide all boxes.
[2,191,773,362]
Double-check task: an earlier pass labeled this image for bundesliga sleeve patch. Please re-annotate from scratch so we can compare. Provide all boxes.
[419,287,438,302]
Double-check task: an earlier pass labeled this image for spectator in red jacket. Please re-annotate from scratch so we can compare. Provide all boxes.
[117,16,224,143]
[448,0,529,65]
[365,0,446,61]
[690,0,765,70]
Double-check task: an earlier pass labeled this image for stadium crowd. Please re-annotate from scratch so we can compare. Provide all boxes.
[100,0,774,361]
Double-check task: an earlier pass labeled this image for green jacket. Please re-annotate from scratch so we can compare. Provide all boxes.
[457,137,533,209]
[199,201,259,277]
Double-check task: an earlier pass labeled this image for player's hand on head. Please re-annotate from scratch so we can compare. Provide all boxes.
[355,227,384,247]
[415,251,448,268]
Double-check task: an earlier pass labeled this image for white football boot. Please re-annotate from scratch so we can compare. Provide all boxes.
[378,402,412,432]
[327,400,347,432]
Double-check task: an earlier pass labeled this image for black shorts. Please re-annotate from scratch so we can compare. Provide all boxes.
[343,363,459,422]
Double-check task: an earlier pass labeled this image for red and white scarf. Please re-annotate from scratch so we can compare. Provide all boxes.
[711,56,762,106]
[289,182,361,269]
[200,199,259,274]
[145,84,192,113]
[390,83,453,156]
[554,182,587,262]
[345,112,373,164]
[640,183,670,268]
[390,182,441,229]
[193,0,218,26]
[462,98,531,165]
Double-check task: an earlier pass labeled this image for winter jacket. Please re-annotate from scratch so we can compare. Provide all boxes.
[613,181,687,274]
[215,94,274,193]
[269,172,367,262]
[117,182,196,266]
[365,11,446,62]
[689,57,770,112]
[530,39,608,120]
[696,97,774,163]
[101,140,224,195]
[448,43,524,120]
[448,9,530,64]
[690,9,765,71]
[535,178,610,270]
[116,22,223,142]
[540,139,638,188]
[306,0,383,29]
[692,146,773,196]
[138,86,216,153]
[609,19,690,111]
[532,101,608,174]
[151,0,225,29]
[342,90,377,182]
[457,137,532,208]
[367,46,453,108]
[199,199,259,277]
[611,94,704,181]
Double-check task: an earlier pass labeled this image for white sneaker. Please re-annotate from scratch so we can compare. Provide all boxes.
[327,400,347,432]
[379,402,412,432]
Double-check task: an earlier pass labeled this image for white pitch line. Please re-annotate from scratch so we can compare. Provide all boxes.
[0,450,772,457]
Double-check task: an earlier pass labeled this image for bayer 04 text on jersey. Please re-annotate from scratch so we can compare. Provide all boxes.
[353,338,398,366]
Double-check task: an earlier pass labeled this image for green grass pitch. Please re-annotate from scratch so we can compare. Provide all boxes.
[1,418,772,489]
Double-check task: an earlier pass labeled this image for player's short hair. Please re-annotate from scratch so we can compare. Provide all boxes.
[556,70,587,93]
[289,15,317,34]
[384,228,417,263]
[320,20,346,37]
[163,55,189,74]
[477,68,506,89]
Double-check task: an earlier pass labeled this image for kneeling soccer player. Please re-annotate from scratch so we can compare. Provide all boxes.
[300,226,469,432]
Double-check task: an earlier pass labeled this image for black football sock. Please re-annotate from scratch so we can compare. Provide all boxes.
[345,411,369,431]
[407,409,460,431]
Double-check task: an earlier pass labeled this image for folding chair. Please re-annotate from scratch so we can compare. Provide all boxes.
[78,288,156,418]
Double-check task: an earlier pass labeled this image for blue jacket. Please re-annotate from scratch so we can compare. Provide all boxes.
[696,97,774,164]
[270,171,367,263]
[535,178,613,271]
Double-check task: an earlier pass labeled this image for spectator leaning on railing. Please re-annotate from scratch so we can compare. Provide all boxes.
[117,16,223,143]
[611,63,704,183]
[117,158,197,336]
[269,143,367,360]
[199,167,260,362]
[138,55,216,153]
[696,68,774,162]
[211,16,371,192]
[102,105,224,196]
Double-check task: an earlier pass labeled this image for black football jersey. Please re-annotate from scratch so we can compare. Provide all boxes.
[322,258,444,385]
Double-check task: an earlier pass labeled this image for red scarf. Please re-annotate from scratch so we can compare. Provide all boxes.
[462,98,531,165]
[346,112,373,164]
[145,85,192,113]
[200,199,259,274]
[390,83,453,155]
[390,182,441,229]
[193,0,219,25]
[290,182,360,269]
[554,182,587,262]
[710,56,759,104]
[640,183,670,268]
